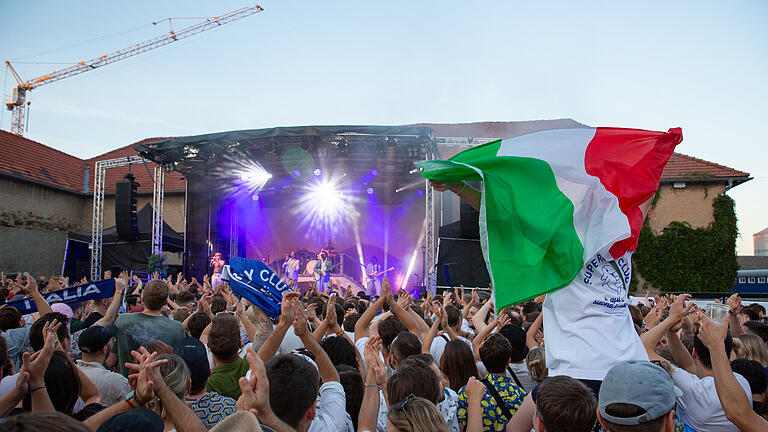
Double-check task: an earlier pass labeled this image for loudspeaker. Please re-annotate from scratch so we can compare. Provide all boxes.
[436,238,490,288]
[115,173,139,241]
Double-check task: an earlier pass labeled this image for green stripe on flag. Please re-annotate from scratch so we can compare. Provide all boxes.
[417,141,584,309]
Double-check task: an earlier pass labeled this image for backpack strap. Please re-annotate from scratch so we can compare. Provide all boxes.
[440,334,450,343]
[480,376,514,422]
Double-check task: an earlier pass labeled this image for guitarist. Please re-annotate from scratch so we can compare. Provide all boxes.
[313,251,333,292]
[365,256,383,296]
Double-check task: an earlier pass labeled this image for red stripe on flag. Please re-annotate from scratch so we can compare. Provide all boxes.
[584,127,683,259]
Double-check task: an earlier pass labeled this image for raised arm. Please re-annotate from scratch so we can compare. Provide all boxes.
[429,180,481,211]
[257,293,299,362]
[24,273,52,317]
[698,314,768,432]
[640,294,695,371]
[292,299,339,383]
[354,294,385,342]
[422,303,442,355]
[98,273,128,326]
[385,281,425,340]
[525,311,543,350]
[471,298,494,336]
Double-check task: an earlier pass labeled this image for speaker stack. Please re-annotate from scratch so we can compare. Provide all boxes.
[115,173,139,241]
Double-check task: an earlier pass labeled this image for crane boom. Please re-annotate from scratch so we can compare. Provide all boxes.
[4,4,263,135]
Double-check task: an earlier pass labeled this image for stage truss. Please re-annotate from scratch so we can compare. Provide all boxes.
[90,156,165,280]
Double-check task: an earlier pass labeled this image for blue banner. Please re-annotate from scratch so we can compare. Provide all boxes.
[221,258,292,320]
[5,279,116,315]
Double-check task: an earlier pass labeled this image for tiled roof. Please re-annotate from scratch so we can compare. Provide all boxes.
[0,130,86,192]
[737,256,768,271]
[415,120,750,181]
[0,130,185,194]
[661,152,750,180]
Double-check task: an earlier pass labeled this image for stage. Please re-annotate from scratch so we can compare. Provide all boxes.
[137,125,438,292]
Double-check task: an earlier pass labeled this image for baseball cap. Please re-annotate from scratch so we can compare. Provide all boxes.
[50,303,74,320]
[173,337,210,392]
[78,325,117,354]
[499,325,529,363]
[97,407,164,432]
[598,360,683,425]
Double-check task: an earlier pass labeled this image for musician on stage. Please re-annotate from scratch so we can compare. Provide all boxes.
[282,251,300,288]
[210,252,225,289]
[365,256,382,296]
[313,251,332,292]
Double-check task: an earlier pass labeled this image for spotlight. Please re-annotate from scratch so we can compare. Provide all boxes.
[293,170,301,177]
[313,168,322,176]
[417,189,424,196]
[252,194,259,201]
[366,187,374,195]
[371,169,378,177]
[240,173,250,181]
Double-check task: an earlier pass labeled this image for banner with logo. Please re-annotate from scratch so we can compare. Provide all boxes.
[221,258,292,320]
[5,279,116,315]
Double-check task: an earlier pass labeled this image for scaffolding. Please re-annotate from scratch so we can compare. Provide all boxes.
[424,133,440,296]
[90,156,165,280]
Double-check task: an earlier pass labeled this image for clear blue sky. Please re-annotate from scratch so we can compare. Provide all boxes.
[1,1,766,254]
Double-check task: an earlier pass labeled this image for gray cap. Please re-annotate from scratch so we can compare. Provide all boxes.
[598,360,682,425]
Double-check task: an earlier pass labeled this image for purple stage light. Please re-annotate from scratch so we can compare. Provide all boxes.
[313,168,322,176]
[293,170,301,177]
[252,194,259,201]
[417,189,424,196]
[366,187,374,195]
[371,169,378,177]
[240,173,250,181]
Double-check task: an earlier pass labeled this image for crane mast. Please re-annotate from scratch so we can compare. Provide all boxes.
[4,4,263,136]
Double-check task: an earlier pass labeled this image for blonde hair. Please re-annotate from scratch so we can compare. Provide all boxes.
[153,354,190,420]
[387,397,448,432]
[738,333,768,367]
[526,347,548,382]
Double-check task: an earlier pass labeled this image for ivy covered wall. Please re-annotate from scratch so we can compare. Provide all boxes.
[633,194,738,293]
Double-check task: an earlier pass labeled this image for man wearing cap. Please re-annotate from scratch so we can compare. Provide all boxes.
[597,360,680,432]
[174,337,236,428]
[77,324,130,407]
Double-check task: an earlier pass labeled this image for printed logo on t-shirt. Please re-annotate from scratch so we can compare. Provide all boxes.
[585,253,631,314]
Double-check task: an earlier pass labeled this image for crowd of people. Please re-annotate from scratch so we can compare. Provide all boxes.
[0,268,766,432]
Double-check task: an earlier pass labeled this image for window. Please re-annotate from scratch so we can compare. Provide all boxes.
[759,277,766,284]
[739,277,746,284]
[748,277,756,284]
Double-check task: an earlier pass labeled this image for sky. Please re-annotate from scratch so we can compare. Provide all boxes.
[1,0,766,255]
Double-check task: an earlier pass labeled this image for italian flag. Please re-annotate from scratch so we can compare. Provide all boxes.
[417,127,682,309]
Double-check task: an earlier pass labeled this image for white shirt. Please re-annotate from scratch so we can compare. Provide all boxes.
[543,252,648,381]
[355,336,385,373]
[671,366,752,432]
[76,360,130,407]
[308,381,350,432]
[429,333,471,367]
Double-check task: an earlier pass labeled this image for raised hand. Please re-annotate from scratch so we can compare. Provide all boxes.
[22,272,38,296]
[291,299,310,338]
[279,292,299,325]
[726,293,742,313]
[364,336,387,386]
[237,347,273,417]
[496,313,511,330]
[697,313,730,350]
[669,294,694,322]
[125,346,169,404]
[21,319,61,386]
[465,376,485,402]
[326,293,339,331]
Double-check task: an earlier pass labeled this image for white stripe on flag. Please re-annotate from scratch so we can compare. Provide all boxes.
[496,128,631,262]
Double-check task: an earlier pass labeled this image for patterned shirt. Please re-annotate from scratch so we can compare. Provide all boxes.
[457,374,527,432]
[186,392,237,429]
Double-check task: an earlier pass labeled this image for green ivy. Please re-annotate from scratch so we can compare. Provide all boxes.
[633,194,738,293]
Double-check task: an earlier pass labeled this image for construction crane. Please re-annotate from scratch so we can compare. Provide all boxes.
[4,4,263,136]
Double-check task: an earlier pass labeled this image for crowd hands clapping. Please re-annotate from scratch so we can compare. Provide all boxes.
[0,266,767,432]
